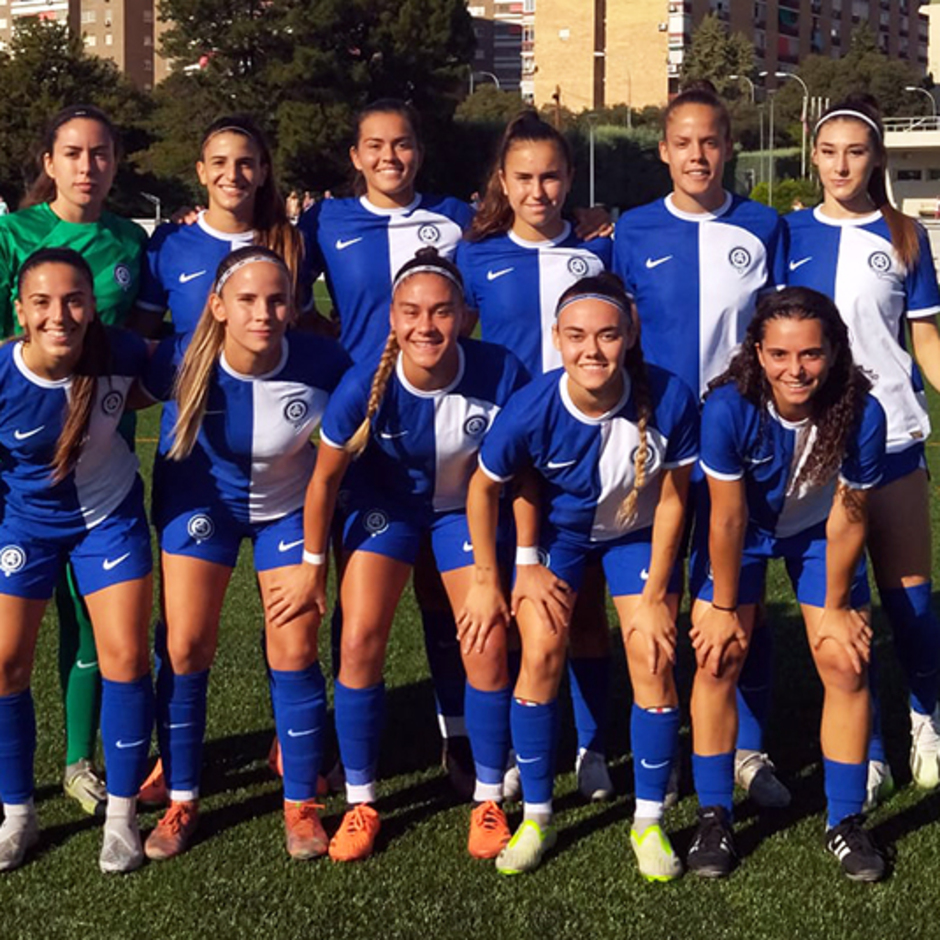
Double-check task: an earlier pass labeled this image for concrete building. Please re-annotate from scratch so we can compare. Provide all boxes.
[468,0,534,94]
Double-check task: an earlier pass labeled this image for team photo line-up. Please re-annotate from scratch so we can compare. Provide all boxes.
[0,80,937,887]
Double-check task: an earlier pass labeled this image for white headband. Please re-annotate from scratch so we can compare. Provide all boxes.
[556,292,635,323]
[392,264,464,298]
[214,254,286,294]
[813,109,882,140]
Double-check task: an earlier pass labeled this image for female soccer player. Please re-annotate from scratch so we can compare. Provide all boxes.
[455,111,616,802]
[269,248,528,862]
[686,287,886,882]
[613,83,788,808]
[140,247,349,861]
[0,104,147,817]
[465,273,699,878]
[0,248,154,873]
[786,96,940,805]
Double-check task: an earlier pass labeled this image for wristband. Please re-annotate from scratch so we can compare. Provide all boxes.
[711,602,737,613]
[516,546,541,566]
[302,550,326,566]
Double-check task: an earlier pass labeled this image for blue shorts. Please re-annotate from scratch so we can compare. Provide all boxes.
[0,477,152,600]
[159,502,305,572]
[880,442,926,487]
[689,521,870,609]
[534,525,683,598]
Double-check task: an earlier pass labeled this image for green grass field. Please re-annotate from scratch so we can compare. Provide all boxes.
[2,327,940,938]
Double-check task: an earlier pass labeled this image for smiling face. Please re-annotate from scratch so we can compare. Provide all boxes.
[499,138,572,241]
[659,102,732,213]
[197,130,268,224]
[15,262,95,378]
[44,117,117,223]
[351,110,423,209]
[756,315,832,421]
[812,117,880,216]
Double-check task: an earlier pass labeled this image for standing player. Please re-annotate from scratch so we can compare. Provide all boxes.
[0,249,154,873]
[686,287,886,882]
[786,97,940,805]
[464,274,699,877]
[0,104,147,818]
[613,83,788,807]
[456,111,616,801]
[269,248,528,862]
[140,247,349,860]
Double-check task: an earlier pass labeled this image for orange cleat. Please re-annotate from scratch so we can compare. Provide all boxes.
[139,759,168,808]
[284,800,329,860]
[144,800,200,861]
[467,800,511,859]
[328,804,381,862]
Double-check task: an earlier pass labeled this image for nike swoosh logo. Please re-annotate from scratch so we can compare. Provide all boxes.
[278,539,304,553]
[335,237,363,250]
[645,255,673,269]
[546,459,576,470]
[163,721,193,730]
[640,568,650,581]
[76,659,98,670]
[789,257,812,271]
[179,270,206,284]
[102,552,131,571]
[379,430,408,439]
[116,738,147,749]
[486,267,514,281]
[14,426,44,440]
[516,756,541,764]
[745,455,774,465]
[640,758,671,770]
[287,728,317,738]
[462,541,473,552]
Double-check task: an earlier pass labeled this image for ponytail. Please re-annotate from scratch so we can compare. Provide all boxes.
[616,341,653,527]
[345,331,399,458]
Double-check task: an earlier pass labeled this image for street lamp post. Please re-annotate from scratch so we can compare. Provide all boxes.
[142,192,162,225]
[469,70,501,95]
[905,85,937,119]
[775,71,809,178]
[758,72,777,207]
[586,112,600,207]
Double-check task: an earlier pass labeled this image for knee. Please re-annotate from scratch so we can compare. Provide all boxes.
[98,644,149,683]
[0,659,31,696]
[165,631,214,675]
[815,643,866,694]
[464,641,509,690]
[520,640,566,687]
[267,633,318,673]
[340,622,385,679]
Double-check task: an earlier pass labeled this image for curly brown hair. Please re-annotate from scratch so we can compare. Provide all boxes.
[708,286,872,491]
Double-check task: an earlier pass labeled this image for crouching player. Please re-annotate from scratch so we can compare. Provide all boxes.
[463,273,698,878]
[686,287,887,882]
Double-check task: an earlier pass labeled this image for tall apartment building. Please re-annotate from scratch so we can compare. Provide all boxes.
[468,0,535,94]
[529,0,930,112]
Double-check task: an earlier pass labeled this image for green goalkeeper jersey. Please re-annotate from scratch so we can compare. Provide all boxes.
[0,202,147,337]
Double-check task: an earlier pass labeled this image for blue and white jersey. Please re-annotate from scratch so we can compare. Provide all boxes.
[0,329,146,537]
[785,208,940,453]
[299,193,474,363]
[321,338,528,516]
[455,223,611,376]
[700,383,886,539]
[144,332,350,524]
[480,365,699,542]
[137,212,255,336]
[613,192,785,398]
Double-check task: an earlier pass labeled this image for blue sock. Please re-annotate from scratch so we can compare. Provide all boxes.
[631,705,680,802]
[334,680,385,788]
[421,609,466,734]
[101,675,155,798]
[567,655,610,753]
[692,751,734,815]
[271,664,326,802]
[156,665,208,796]
[510,697,558,805]
[735,622,773,751]
[824,758,867,827]
[465,683,512,793]
[881,583,940,715]
[867,649,886,764]
[330,606,343,680]
[0,690,35,804]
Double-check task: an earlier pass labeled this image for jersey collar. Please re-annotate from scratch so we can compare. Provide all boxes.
[219,337,289,381]
[507,221,572,249]
[196,211,256,246]
[811,205,882,228]
[395,342,465,398]
[359,193,422,217]
[13,341,72,389]
[766,399,811,431]
[559,369,631,425]
[664,191,733,222]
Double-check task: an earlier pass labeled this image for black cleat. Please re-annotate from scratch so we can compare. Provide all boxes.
[825,815,886,882]
[442,735,475,801]
[687,805,738,878]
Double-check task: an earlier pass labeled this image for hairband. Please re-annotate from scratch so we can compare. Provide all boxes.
[555,292,635,321]
[392,264,464,298]
[813,109,881,140]
[214,254,286,294]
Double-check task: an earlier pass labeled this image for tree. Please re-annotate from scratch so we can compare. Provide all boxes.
[680,14,754,95]
[455,86,526,124]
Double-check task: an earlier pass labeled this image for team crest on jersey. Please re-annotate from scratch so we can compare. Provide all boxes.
[629,440,661,477]
[728,247,752,272]
[463,415,488,437]
[0,545,26,576]
[418,224,441,244]
[187,514,215,543]
[101,391,124,416]
[113,264,132,292]
[363,509,389,535]
[284,399,309,423]
[567,256,590,277]
[868,251,892,275]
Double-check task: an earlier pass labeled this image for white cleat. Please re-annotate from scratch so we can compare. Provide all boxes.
[495,819,557,874]
[502,750,521,803]
[630,823,682,882]
[0,813,39,873]
[910,707,940,790]
[863,759,895,813]
[99,816,144,874]
[734,750,790,808]
[576,748,614,802]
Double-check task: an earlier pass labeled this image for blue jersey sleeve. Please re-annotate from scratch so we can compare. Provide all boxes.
[298,204,326,314]
[611,224,638,296]
[320,364,372,449]
[137,223,175,312]
[478,391,534,483]
[141,335,182,402]
[905,225,940,317]
[658,374,700,468]
[107,327,149,379]
[585,235,613,270]
[454,240,480,310]
[840,394,886,489]
[699,386,747,481]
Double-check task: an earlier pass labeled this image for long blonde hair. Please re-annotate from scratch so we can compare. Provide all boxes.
[168,246,292,461]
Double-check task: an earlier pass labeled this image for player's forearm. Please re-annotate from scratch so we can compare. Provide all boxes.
[644,468,691,602]
[467,468,503,585]
[824,487,868,609]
